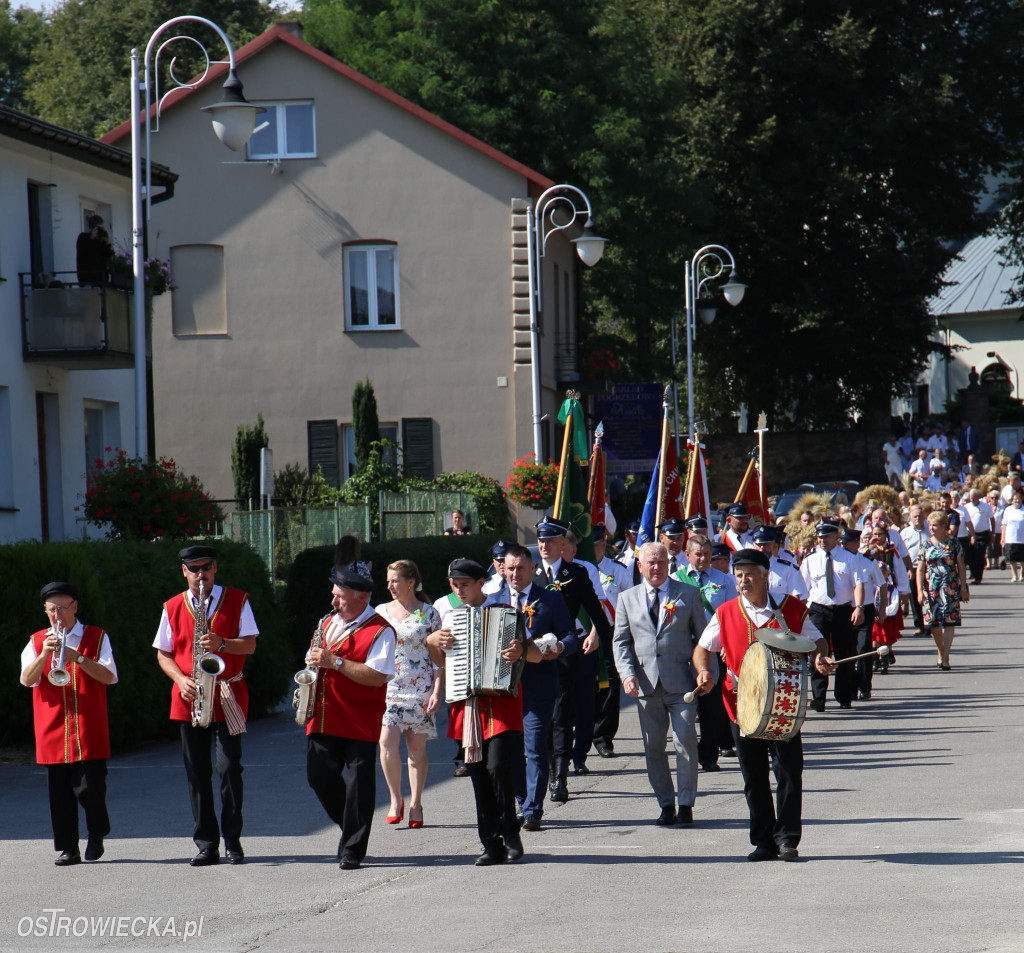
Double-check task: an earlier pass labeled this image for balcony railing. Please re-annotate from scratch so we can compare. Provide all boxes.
[20,272,133,369]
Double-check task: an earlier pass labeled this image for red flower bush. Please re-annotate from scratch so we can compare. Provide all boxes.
[83,448,222,541]
[505,454,559,510]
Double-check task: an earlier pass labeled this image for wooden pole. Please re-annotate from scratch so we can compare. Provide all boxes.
[552,405,574,516]
[755,411,768,511]
[654,387,671,530]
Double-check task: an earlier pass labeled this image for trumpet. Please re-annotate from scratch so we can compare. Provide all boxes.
[191,578,226,729]
[47,621,70,687]
[294,612,331,726]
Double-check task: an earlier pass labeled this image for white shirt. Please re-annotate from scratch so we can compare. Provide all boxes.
[598,555,635,608]
[153,584,259,652]
[799,545,868,605]
[1002,505,1024,545]
[21,620,118,687]
[322,604,395,677]
[769,555,808,600]
[642,580,670,628]
[901,523,929,564]
[964,501,994,533]
[909,457,928,479]
[699,595,822,653]
[1001,483,1021,505]
[433,591,504,627]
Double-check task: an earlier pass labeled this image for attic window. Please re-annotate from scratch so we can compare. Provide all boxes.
[246,101,316,159]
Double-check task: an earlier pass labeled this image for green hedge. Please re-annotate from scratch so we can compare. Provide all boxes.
[284,534,500,663]
[0,540,289,754]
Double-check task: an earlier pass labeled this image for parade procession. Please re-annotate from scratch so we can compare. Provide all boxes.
[17,392,1000,880]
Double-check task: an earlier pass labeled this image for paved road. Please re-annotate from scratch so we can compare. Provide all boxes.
[2,574,1022,953]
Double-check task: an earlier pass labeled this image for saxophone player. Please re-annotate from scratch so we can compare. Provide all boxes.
[20,582,117,866]
[153,546,258,867]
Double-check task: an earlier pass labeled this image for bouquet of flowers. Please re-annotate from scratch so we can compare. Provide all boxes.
[505,454,559,510]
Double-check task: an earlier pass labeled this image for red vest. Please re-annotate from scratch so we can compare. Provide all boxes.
[447,692,524,742]
[164,587,251,722]
[716,595,808,723]
[306,613,391,742]
[31,625,110,764]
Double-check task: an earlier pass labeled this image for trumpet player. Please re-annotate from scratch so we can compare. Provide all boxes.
[154,546,258,867]
[20,582,117,866]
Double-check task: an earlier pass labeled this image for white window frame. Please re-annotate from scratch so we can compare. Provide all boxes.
[343,243,401,331]
[246,101,317,160]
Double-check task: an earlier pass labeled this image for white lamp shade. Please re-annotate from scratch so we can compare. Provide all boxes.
[572,221,607,267]
[698,304,718,325]
[207,104,261,151]
[722,272,747,306]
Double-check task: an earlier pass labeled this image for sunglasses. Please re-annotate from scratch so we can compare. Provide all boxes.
[185,561,214,573]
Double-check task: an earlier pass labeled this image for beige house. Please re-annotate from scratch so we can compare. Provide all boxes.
[103,23,589,517]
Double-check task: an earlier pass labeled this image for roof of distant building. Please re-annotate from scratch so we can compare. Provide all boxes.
[930,231,1022,317]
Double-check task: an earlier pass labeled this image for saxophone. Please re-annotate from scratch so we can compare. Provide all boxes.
[191,578,226,728]
[294,612,331,726]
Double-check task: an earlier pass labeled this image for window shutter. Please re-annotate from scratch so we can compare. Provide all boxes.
[307,420,340,487]
[402,417,434,479]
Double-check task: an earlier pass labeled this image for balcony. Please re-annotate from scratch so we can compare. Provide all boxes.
[21,272,133,369]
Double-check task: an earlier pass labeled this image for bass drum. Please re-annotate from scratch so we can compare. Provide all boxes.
[736,640,808,741]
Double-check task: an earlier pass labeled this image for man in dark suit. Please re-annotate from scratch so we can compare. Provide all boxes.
[532,517,613,805]
[613,541,706,826]
[499,545,576,832]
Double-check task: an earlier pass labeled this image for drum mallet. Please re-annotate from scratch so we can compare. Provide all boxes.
[832,645,890,667]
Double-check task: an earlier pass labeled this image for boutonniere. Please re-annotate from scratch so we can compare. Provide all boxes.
[547,577,570,592]
[522,600,539,629]
[600,572,614,587]
[662,598,679,622]
[411,609,427,625]
[706,582,723,595]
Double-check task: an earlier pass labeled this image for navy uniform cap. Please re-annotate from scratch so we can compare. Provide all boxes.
[329,567,375,592]
[657,517,687,536]
[179,544,217,563]
[684,515,709,530]
[490,539,512,559]
[711,543,731,559]
[536,517,570,539]
[815,520,840,536]
[751,525,777,544]
[625,520,641,533]
[592,525,607,541]
[732,548,770,570]
[727,503,749,518]
[839,528,861,543]
[40,581,80,602]
[447,558,488,580]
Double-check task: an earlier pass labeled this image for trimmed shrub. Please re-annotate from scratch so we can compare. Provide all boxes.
[284,534,499,663]
[0,540,289,754]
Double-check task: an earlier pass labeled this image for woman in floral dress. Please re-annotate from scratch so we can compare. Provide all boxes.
[376,561,442,828]
[916,511,970,671]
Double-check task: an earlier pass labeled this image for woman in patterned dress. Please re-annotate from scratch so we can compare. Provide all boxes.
[916,511,970,671]
[376,561,442,828]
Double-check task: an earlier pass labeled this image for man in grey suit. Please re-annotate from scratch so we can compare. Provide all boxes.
[613,541,706,826]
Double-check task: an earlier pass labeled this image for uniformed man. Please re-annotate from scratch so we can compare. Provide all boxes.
[154,546,258,866]
[657,517,688,575]
[533,517,612,804]
[719,503,754,551]
[710,542,733,575]
[751,525,808,600]
[840,528,884,699]
[482,539,512,596]
[618,519,642,586]
[21,582,117,866]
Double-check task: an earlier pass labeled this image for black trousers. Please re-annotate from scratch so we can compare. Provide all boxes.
[468,730,523,857]
[180,722,243,852]
[593,670,621,750]
[732,722,803,850]
[46,760,110,853]
[854,607,876,695]
[571,651,598,767]
[970,532,990,582]
[550,651,580,762]
[907,573,925,630]
[307,734,377,864]
[697,678,733,765]
[808,603,856,706]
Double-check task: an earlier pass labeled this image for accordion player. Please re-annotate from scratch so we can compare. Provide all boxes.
[444,605,526,704]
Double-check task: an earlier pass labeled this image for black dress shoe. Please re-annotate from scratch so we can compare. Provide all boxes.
[190,849,220,867]
[550,781,569,803]
[225,845,245,865]
[453,764,470,777]
[55,850,82,867]
[84,836,104,861]
[720,748,737,758]
[505,834,525,863]
[810,700,825,713]
[521,815,542,832]
[779,845,800,862]
[574,764,590,776]
[655,805,677,826]
[595,742,615,758]
[474,850,506,866]
[838,701,853,709]
[677,805,693,826]
[701,763,722,772]
[747,844,779,862]
[339,858,360,870]
[858,691,871,701]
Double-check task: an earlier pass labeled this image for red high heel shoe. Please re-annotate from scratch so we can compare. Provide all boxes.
[408,806,423,829]
[386,799,405,825]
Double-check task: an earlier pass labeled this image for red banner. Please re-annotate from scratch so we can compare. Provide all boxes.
[735,458,768,525]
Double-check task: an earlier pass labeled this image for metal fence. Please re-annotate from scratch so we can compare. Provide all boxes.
[232,502,372,578]
[378,489,480,540]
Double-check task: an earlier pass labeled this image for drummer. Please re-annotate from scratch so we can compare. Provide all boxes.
[692,549,834,862]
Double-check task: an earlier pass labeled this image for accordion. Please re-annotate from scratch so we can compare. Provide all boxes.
[444,606,526,704]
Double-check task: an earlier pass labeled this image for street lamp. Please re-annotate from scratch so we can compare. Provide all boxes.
[675,244,746,456]
[525,184,606,462]
[130,16,264,457]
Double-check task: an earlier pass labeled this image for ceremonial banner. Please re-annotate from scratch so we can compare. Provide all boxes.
[637,439,683,551]
[588,428,607,529]
[734,458,768,525]
[683,439,714,529]
[556,398,596,564]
